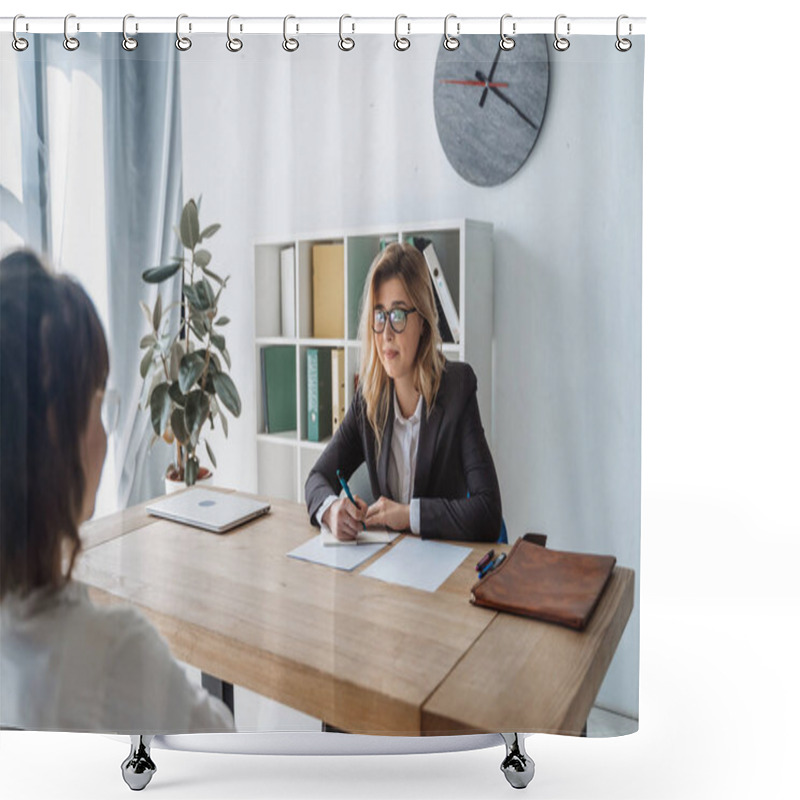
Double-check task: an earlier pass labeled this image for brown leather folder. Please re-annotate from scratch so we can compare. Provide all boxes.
[470,539,616,631]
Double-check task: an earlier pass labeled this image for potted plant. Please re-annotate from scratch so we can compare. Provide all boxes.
[139,198,241,490]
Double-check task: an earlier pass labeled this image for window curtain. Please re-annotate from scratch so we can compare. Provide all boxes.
[100,35,184,508]
[0,38,48,254]
[0,34,182,511]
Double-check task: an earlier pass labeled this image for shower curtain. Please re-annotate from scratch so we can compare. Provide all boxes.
[0,20,643,749]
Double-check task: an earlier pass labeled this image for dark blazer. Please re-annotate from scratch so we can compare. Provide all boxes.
[305,360,502,542]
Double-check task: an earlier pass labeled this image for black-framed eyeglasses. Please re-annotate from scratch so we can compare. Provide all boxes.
[372,307,418,334]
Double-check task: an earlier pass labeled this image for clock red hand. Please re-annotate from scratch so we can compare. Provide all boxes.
[439,79,509,88]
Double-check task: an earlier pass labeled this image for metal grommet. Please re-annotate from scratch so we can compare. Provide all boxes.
[499,14,515,51]
[283,15,299,52]
[122,14,138,51]
[615,15,632,51]
[338,14,355,51]
[443,14,460,51]
[553,14,570,51]
[12,15,29,52]
[226,15,243,52]
[394,15,410,51]
[176,14,192,51]
[63,13,80,51]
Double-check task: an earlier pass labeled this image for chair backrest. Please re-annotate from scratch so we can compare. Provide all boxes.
[497,520,508,544]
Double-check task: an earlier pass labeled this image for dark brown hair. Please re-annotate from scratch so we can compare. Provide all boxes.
[0,250,109,599]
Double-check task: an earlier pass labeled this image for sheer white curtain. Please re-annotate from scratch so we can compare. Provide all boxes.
[1,35,117,516]
[0,34,182,514]
[0,49,26,251]
[99,34,183,508]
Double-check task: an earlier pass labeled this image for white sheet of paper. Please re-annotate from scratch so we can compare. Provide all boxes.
[287,534,387,572]
[320,523,398,547]
[360,536,472,593]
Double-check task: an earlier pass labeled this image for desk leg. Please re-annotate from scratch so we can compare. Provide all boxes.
[121,735,156,791]
[500,733,535,789]
[201,672,235,717]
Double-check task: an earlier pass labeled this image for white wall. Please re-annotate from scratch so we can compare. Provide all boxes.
[180,34,642,719]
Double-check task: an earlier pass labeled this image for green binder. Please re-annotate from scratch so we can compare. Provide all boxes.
[307,348,333,442]
[262,346,296,434]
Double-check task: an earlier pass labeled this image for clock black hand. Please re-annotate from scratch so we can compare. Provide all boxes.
[479,48,503,108]
[475,70,540,131]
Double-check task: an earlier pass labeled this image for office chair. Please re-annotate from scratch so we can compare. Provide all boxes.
[498,520,508,544]
[497,523,548,547]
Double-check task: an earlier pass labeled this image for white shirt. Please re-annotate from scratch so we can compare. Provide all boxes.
[0,580,235,733]
[317,389,423,534]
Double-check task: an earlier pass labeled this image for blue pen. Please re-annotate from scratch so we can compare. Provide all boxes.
[336,469,367,531]
[479,551,507,579]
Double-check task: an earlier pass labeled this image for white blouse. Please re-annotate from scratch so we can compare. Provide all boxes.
[387,390,423,532]
[0,580,235,733]
[317,390,422,534]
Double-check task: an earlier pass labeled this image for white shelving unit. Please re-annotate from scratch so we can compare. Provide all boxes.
[253,219,494,503]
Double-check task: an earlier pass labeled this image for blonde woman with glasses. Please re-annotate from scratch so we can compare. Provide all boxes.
[305,243,502,542]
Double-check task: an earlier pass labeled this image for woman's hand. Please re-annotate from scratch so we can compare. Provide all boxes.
[365,497,411,532]
[322,496,368,541]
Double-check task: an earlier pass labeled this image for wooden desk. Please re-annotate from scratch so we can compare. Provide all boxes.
[75,490,634,736]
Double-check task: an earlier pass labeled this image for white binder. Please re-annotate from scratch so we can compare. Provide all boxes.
[280,246,295,338]
[423,243,460,344]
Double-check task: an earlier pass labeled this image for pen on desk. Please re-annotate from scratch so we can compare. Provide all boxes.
[336,469,367,531]
[476,549,495,572]
[479,551,507,579]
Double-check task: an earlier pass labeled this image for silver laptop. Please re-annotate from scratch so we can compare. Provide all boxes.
[146,488,271,533]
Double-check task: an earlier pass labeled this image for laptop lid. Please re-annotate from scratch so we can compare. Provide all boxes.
[146,488,271,533]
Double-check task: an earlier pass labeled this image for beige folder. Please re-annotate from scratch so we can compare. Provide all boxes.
[312,243,345,339]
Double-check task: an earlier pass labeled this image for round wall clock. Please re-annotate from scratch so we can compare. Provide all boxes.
[433,35,550,187]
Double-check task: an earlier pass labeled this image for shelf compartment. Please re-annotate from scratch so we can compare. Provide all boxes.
[257,439,298,503]
[401,227,461,334]
[255,242,296,339]
[298,239,346,340]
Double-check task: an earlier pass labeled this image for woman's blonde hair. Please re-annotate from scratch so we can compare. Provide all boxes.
[358,243,445,454]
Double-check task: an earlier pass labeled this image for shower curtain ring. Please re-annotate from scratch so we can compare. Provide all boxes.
[122,14,138,51]
[63,13,80,51]
[12,15,29,52]
[553,14,570,51]
[176,14,192,51]
[615,15,632,51]
[226,15,243,52]
[338,15,355,51]
[394,15,410,51]
[499,14,515,51]
[283,15,299,52]
[443,14,460,51]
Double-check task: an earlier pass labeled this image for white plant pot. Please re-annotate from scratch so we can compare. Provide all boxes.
[165,470,214,495]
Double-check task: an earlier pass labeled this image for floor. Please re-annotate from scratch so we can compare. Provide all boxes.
[586,706,638,738]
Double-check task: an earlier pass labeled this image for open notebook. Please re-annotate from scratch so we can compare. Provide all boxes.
[320,523,396,546]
